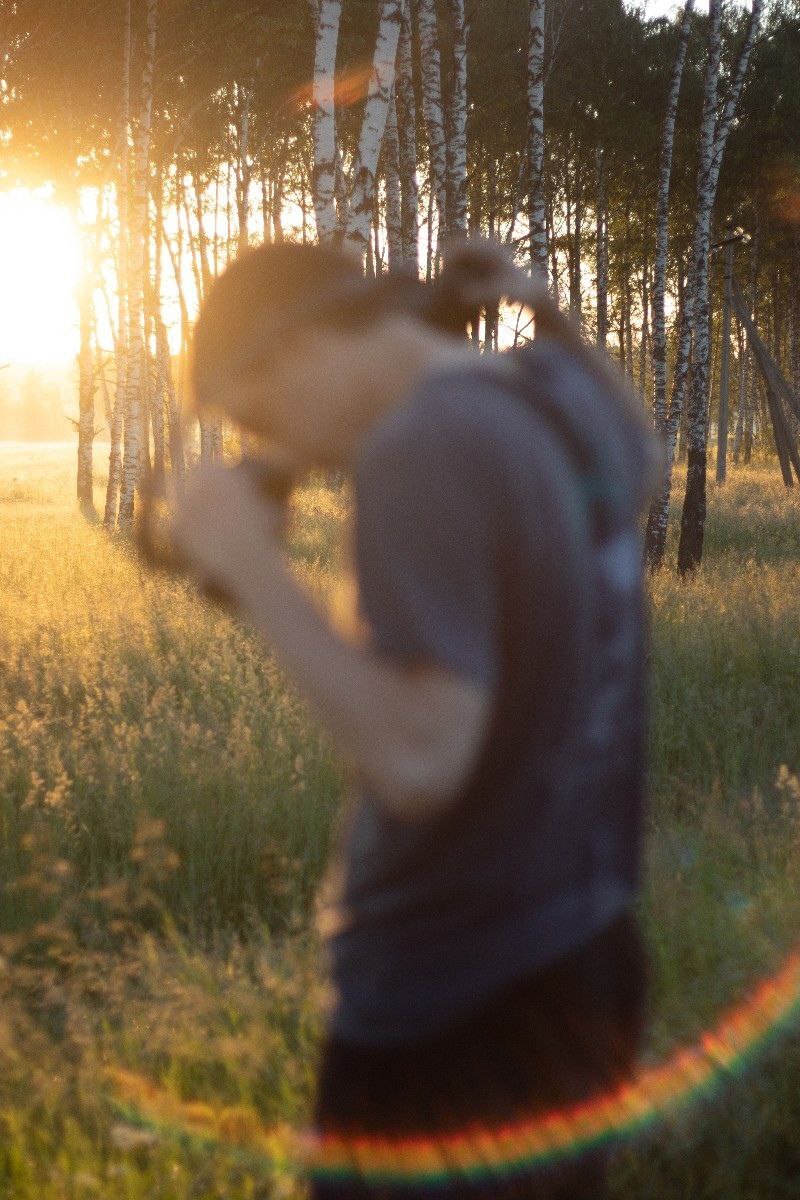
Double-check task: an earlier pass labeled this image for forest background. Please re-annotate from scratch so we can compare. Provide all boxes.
[1,0,800,1197]
[1,0,799,566]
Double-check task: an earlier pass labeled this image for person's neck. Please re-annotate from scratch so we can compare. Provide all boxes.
[346,332,475,459]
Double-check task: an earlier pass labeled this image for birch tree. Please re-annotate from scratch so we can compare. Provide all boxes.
[343,0,404,259]
[311,0,342,245]
[447,0,468,237]
[416,0,448,244]
[644,0,694,568]
[677,0,763,573]
[651,0,694,433]
[118,0,158,531]
[528,0,547,280]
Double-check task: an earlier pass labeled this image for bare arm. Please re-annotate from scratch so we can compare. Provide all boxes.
[172,463,492,820]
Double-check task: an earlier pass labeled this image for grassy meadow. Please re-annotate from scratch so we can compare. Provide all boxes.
[1,442,800,1197]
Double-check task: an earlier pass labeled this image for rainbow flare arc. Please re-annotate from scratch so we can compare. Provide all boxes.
[109,949,800,1188]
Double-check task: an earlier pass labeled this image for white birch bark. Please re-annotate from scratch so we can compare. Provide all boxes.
[675,0,719,573]
[646,267,693,569]
[527,0,547,280]
[104,0,131,531]
[708,0,763,196]
[415,0,448,241]
[344,0,404,259]
[446,0,468,237]
[651,0,694,438]
[118,0,157,531]
[311,0,343,245]
[678,0,763,572]
[396,1,419,269]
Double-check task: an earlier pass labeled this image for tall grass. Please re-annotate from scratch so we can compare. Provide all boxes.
[1,446,800,1197]
[0,463,348,934]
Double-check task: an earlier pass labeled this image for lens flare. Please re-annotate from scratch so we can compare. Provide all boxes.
[291,63,377,110]
[108,947,800,1187]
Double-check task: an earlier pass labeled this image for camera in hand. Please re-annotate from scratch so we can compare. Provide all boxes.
[136,456,293,606]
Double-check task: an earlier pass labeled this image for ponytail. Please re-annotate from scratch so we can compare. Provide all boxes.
[427,238,623,400]
[428,238,662,499]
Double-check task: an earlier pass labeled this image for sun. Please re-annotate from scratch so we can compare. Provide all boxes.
[0,187,82,368]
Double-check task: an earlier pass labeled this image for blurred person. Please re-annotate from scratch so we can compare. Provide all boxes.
[172,239,658,1199]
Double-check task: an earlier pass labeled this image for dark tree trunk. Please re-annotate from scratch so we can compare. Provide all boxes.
[677,443,707,573]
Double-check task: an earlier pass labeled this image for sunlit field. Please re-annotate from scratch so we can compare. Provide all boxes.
[1,444,800,1198]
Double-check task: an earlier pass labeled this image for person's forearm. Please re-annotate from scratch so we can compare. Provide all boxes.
[168,463,490,815]
[232,545,458,814]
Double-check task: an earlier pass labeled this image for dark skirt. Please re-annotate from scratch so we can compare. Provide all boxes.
[309,911,647,1200]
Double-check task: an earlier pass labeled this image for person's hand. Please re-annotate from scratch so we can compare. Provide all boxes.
[170,461,287,603]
